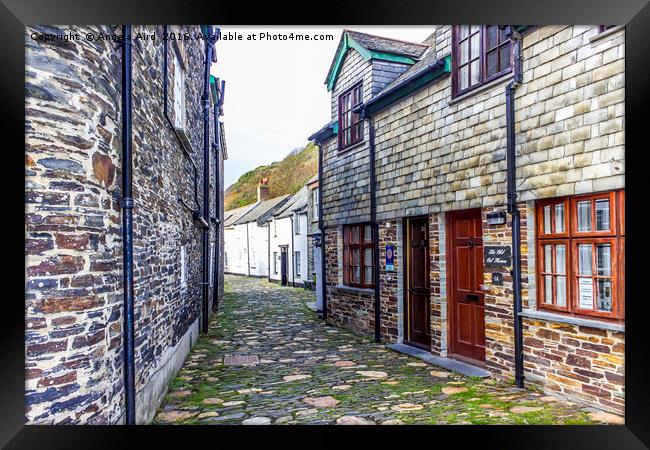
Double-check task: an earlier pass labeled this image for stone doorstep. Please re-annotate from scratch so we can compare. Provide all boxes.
[386,343,491,379]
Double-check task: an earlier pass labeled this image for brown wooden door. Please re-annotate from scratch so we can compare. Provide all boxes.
[405,217,431,349]
[448,209,485,361]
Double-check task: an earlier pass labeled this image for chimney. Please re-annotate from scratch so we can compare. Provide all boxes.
[257,177,270,202]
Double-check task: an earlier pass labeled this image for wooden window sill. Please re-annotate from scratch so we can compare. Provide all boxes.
[448,72,514,107]
[338,140,366,154]
[519,309,624,332]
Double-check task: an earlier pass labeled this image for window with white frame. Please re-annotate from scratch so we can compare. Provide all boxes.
[294,213,300,235]
[180,245,187,289]
[312,188,319,221]
[173,50,186,130]
[273,252,278,274]
[295,251,301,277]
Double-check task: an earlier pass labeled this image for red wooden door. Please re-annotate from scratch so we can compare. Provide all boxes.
[448,209,485,361]
[405,217,431,349]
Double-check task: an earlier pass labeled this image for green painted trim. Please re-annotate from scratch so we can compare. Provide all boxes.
[326,32,418,92]
[210,75,218,104]
[332,121,338,134]
[366,54,451,115]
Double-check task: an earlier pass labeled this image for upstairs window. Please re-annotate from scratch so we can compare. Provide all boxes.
[294,212,301,235]
[338,83,363,150]
[536,190,625,320]
[343,223,374,288]
[312,188,319,221]
[295,251,301,277]
[173,50,186,130]
[452,25,513,97]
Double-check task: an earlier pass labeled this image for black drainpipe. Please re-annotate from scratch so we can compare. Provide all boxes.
[366,112,381,343]
[201,25,215,334]
[317,144,327,320]
[290,215,296,287]
[212,108,220,311]
[504,25,525,388]
[120,24,136,425]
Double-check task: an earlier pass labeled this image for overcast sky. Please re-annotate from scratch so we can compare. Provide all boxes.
[211,26,434,188]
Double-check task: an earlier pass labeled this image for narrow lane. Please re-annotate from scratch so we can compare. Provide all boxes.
[154,275,612,425]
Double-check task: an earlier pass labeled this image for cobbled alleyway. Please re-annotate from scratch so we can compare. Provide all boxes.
[153,275,621,425]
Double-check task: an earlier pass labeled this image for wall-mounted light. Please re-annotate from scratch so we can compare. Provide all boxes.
[486,211,507,226]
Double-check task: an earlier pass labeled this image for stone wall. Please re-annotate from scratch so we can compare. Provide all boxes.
[25,25,221,424]
[378,222,398,343]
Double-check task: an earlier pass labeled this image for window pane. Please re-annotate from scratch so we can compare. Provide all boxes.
[352,248,360,265]
[470,59,480,86]
[596,244,611,276]
[556,276,567,307]
[577,201,592,232]
[470,33,480,57]
[595,199,610,231]
[554,204,565,233]
[578,244,593,275]
[459,25,469,39]
[364,248,373,266]
[353,265,361,283]
[543,205,552,233]
[544,276,553,304]
[596,279,613,311]
[364,266,373,284]
[499,43,511,71]
[460,65,469,90]
[486,25,497,49]
[471,25,480,34]
[460,39,469,64]
[351,226,360,243]
[486,50,498,77]
[555,245,566,274]
[364,225,372,243]
[544,245,552,272]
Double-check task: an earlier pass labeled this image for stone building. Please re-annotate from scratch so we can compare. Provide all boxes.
[25,25,226,423]
[310,26,625,414]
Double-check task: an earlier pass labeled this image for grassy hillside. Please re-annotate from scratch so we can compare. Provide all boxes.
[225,142,318,211]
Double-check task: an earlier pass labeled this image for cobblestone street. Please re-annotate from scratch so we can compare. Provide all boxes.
[153,275,620,425]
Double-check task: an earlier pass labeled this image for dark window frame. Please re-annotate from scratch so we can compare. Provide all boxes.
[536,190,625,321]
[451,25,513,98]
[343,223,374,288]
[599,25,617,33]
[337,82,364,151]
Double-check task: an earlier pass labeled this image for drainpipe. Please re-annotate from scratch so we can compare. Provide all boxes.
[120,24,136,425]
[290,215,296,287]
[201,25,216,334]
[317,144,327,320]
[366,112,381,344]
[212,108,220,311]
[504,25,525,388]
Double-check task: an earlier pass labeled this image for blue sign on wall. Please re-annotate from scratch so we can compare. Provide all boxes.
[386,244,395,272]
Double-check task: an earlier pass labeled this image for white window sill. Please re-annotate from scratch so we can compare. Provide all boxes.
[589,25,625,44]
[519,309,624,332]
[333,284,374,295]
[447,72,514,107]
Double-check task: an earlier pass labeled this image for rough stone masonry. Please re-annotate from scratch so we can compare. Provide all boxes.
[25,25,225,424]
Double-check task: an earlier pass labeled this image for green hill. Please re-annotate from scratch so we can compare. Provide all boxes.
[224,142,318,211]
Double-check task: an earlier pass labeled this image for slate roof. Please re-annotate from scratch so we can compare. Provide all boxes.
[345,30,428,59]
[234,195,291,226]
[272,186,310,220]
[223,203,256,227]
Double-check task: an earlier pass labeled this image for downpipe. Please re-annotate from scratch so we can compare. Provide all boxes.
[504,26,525,388]
[318,144,327,320]
[290,216,296,287]
[120,24,136,425]
[367,113,381,344]
[201,25,216,334]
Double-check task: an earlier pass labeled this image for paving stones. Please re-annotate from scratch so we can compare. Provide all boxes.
[336,416,374,425]
[587,411,624,424]
[242,416,272,425]
[153,275,604,426]
[302,396,340,407]
[510,406,544,414]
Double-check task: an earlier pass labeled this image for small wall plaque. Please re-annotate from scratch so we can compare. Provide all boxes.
[484,246,512,267]
[492,272,504,286]
[386,244,395,272]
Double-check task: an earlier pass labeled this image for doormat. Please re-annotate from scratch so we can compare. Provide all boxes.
[223,354,260,366]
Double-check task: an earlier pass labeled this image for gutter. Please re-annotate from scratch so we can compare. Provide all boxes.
[120,24,136,425]
[503,25,525,388]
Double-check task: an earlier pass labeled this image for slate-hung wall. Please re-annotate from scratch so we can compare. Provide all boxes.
[25,25,223,424]
[314,26,625,414]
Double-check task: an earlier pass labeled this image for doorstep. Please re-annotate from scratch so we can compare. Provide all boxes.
[386,343,491,379]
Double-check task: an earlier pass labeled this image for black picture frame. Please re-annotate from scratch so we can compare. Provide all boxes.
[3,0,649,448]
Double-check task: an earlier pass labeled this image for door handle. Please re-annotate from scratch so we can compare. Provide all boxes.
[465,294,480,301]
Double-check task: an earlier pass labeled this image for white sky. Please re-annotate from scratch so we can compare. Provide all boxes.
[212,26,434,187]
